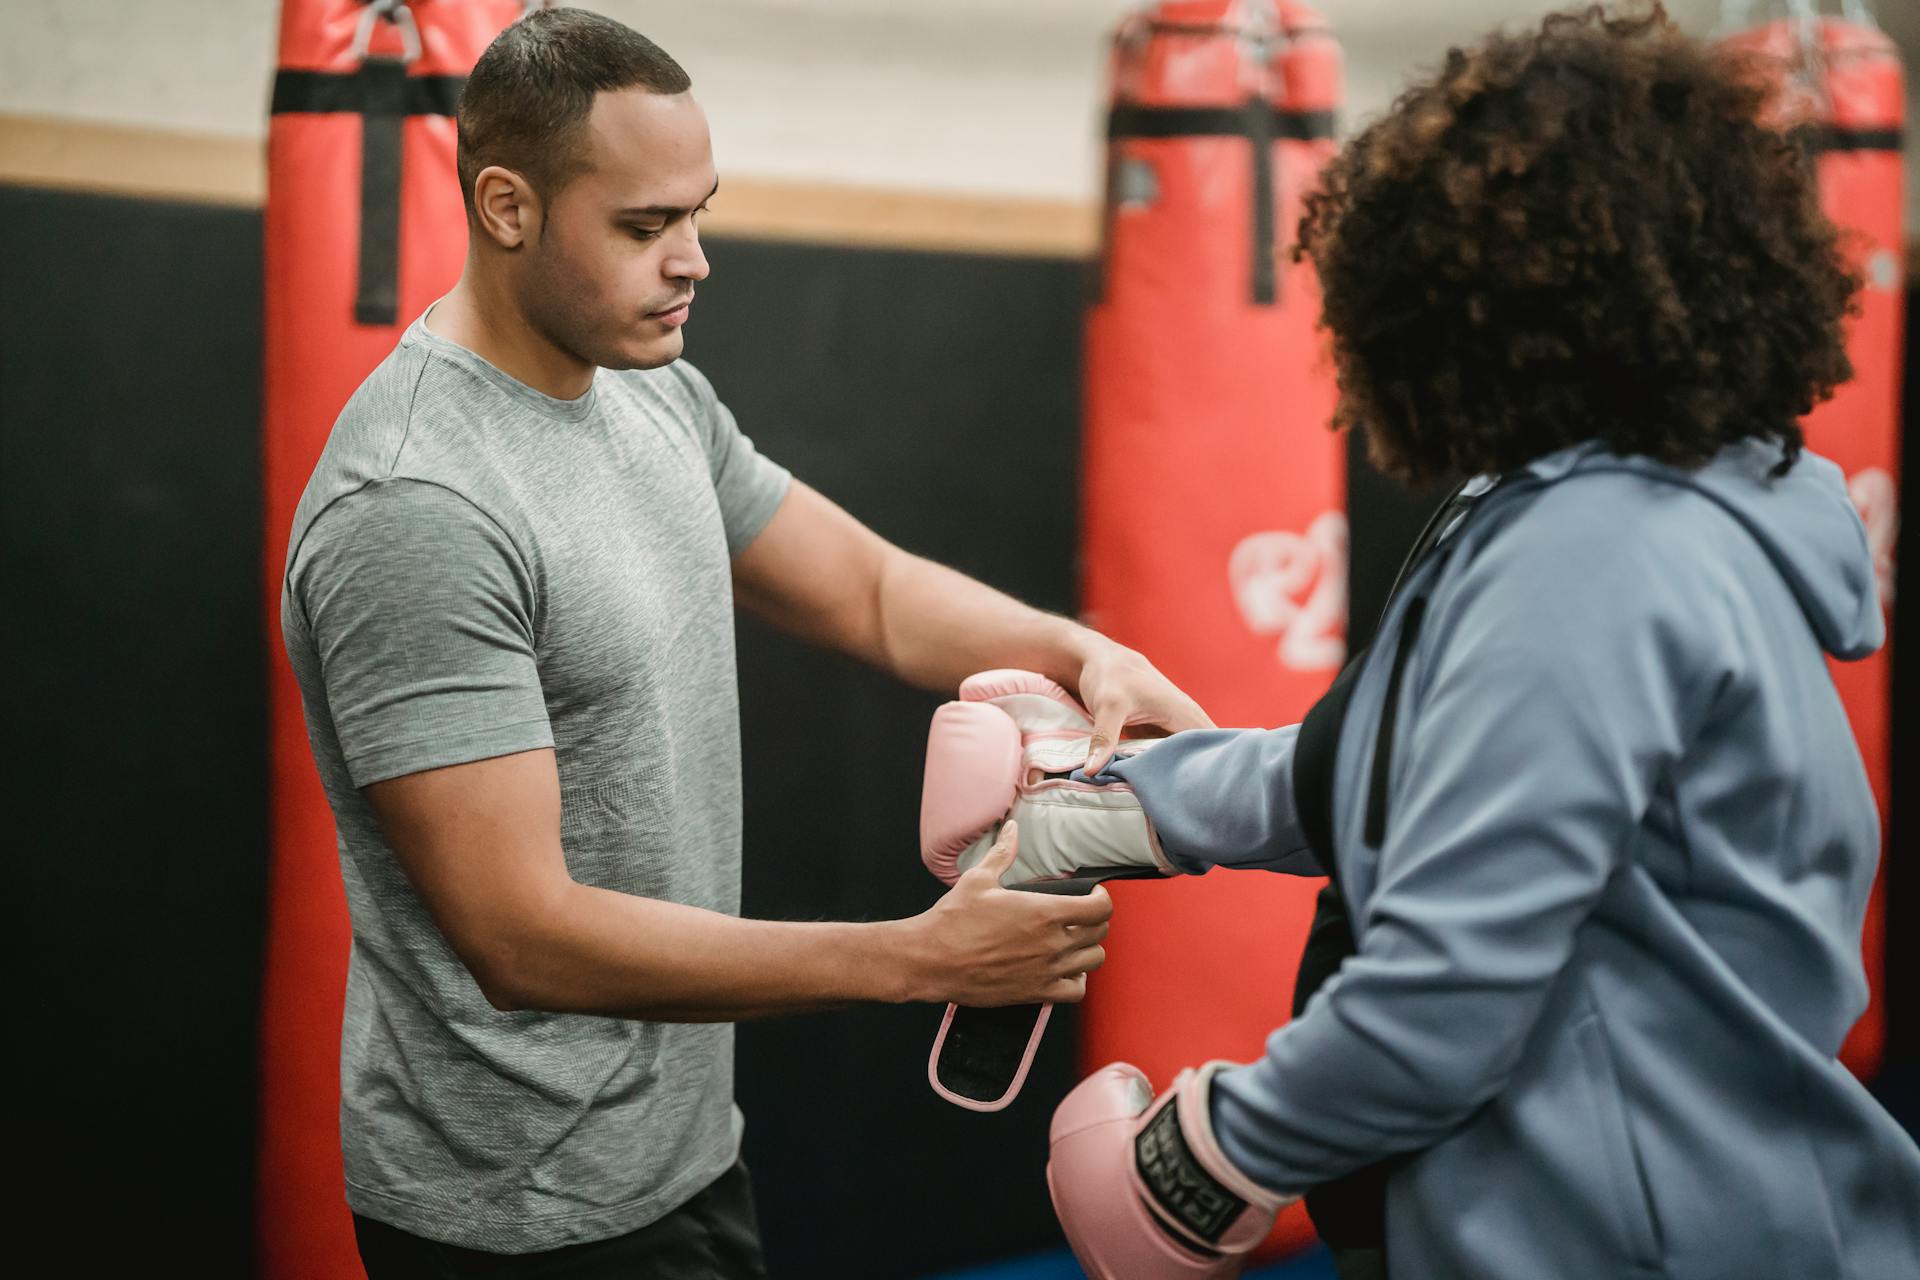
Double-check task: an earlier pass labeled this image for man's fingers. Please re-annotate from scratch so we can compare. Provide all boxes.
[1084,709,1122,774]
[969,820,1018,884]
[1045,885,1114,926]
[1170,697,1216,732]
[1085,691,1214,772]
[1047,973,1090,1004]
[1060,943,1107,975]
[1127,689,1215,736]
[1062,918,1110,947]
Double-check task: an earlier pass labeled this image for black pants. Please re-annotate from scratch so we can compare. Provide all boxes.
[353,1161,768,1279]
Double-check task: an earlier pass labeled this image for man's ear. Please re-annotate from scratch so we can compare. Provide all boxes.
[473,165,539,249]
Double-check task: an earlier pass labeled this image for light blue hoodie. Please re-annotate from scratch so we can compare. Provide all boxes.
[1107,439,1920,1279]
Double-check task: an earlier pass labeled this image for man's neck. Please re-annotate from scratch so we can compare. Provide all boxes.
[426,273,596,402]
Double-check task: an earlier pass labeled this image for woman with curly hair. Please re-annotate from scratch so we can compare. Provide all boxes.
[1041,6,1920,1278]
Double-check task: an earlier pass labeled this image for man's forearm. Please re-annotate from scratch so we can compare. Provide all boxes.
[873,548,1104,695]
[490,881,922,1020]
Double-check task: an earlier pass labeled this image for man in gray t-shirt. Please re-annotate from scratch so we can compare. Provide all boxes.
[283,12,1209,1273]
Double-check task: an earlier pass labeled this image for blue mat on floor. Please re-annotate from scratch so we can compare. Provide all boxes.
[925,1244,1340,1280]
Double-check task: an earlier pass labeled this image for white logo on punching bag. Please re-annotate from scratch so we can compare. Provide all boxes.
[1228,512,1348,671]
[1848,467,1898,609]
[1865,249,1902,294]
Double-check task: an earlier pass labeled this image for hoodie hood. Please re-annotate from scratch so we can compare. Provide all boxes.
[1522,439,1884,660]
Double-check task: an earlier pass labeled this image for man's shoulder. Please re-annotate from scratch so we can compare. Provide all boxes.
[323,340,430,459]
[335,332,513,457]
[286,343,514,586]
[314,336,485,489]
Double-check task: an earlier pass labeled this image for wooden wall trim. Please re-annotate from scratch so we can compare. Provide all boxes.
[10,113,1907,268]
[703,178,1097,259]
[0,113,1099,258]
[0,115,267,208]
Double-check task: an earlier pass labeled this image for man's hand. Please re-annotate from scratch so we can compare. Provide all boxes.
[921,669,1182,886]
[906,822,1112,1007]
[1074,642,1215,774]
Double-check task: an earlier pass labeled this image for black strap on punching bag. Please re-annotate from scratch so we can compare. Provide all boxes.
[1105,101,1338,305]
[268,2,467,325]
[1801,124,1904,153]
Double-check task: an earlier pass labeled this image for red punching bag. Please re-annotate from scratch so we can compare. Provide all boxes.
[1721,1,1904,1082]
[258,3,529,1274]
[1080,0,1342,1254]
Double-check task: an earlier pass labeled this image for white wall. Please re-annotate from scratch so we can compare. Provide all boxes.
[2,0,1914,228]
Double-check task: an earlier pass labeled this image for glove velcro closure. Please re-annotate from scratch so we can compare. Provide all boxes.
[955,780,1174,880]
[1136,1063,1292,1254]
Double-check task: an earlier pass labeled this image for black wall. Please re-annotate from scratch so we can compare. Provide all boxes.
[2,186,269,1273]
[5,181,1913,1274]
[694,239,1094,1272]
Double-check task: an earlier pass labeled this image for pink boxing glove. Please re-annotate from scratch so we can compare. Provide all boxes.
[1049,1062,1291,1279]
[920,668,1178,887]
[919,670,1179,1112]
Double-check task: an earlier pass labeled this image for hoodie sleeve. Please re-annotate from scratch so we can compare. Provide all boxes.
[1205,488,1704,1195]
[1102,727,1324,876]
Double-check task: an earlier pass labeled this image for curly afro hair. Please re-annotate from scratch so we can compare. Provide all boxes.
[1297,3,1860,485]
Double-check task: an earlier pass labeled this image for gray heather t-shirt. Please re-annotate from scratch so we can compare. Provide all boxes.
[280,314,790,1252]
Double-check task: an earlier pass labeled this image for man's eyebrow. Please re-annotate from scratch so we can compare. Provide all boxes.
[617,179,720,219]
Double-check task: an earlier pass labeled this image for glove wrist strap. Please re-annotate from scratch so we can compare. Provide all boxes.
[1135,1063,1290,1251]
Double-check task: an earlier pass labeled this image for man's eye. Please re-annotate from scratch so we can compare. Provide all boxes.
[628,225,664,240]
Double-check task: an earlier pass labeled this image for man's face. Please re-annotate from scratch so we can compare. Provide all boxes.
[517,88,715,371]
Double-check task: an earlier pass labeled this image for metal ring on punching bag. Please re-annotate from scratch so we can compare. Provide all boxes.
[1101,7,1337,305]
[270,2,454,326]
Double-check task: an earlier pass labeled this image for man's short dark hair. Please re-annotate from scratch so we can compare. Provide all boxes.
[456,7,691,216]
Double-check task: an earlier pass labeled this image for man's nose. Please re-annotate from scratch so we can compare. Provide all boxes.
[666,221,709,284]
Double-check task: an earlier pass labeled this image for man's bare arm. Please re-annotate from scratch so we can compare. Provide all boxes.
[732,482,1213,768]
[366,748,1110,1021]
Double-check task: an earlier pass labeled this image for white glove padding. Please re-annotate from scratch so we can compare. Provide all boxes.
[920,669,1177,886]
